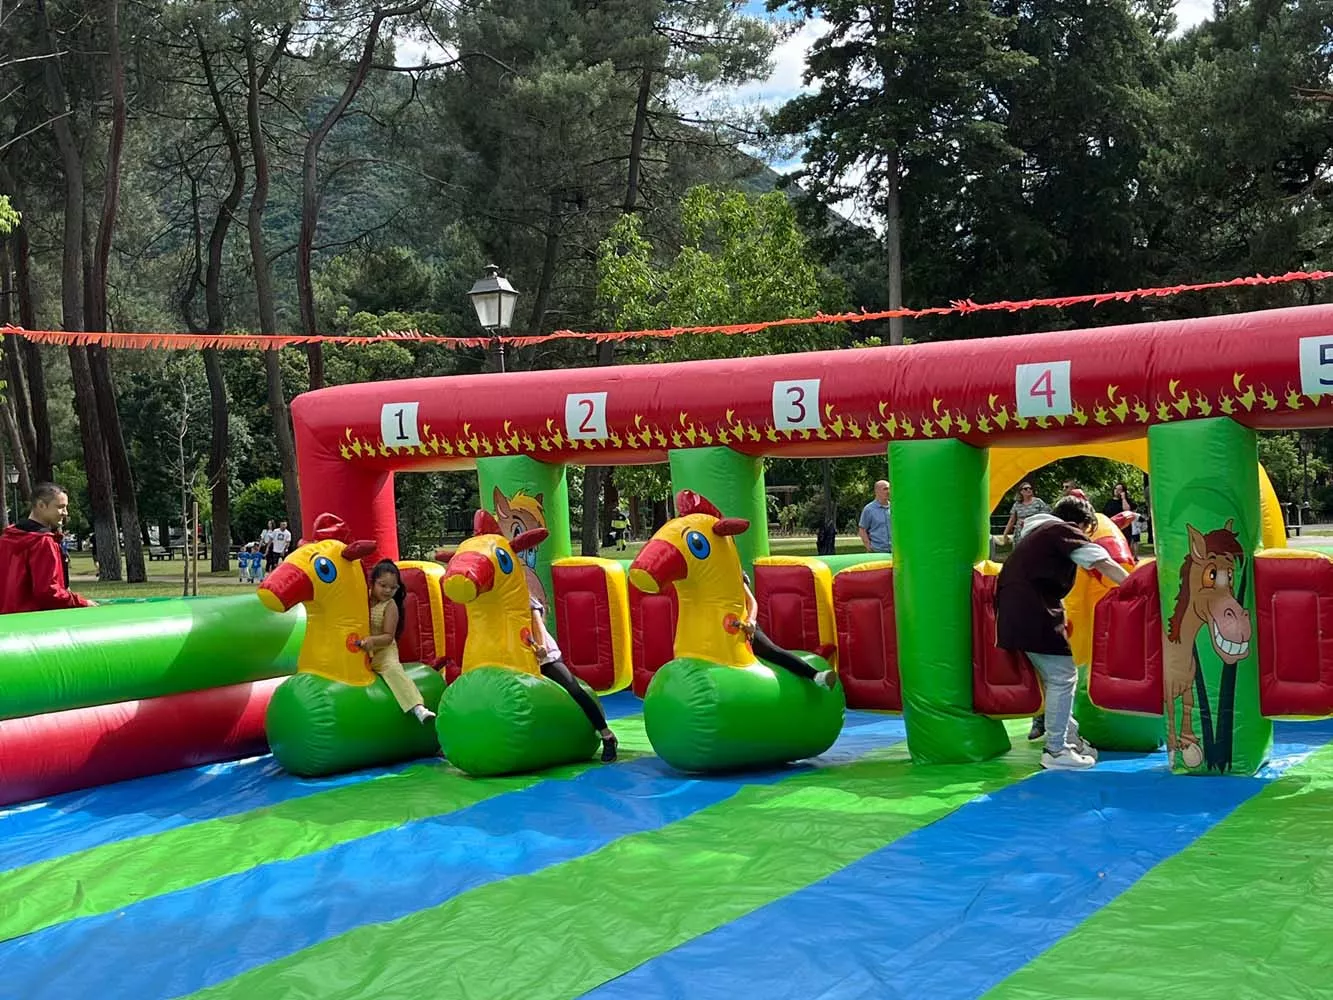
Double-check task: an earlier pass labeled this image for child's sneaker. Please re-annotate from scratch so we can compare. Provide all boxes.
[1041,746,1096,770]
[600,734,619,762]
[814,669,838,690]
[411,706,436,725]
[1028,717,1046,741]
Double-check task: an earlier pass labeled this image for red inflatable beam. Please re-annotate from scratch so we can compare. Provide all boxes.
[291,304,1333,556]
[0,678,283,807]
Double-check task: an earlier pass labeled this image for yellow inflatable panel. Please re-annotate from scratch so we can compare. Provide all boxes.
[551,556,634,695]
[988,436,1286,549]
[753,556,837,656]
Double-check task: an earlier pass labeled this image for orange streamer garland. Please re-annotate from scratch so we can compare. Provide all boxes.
[3,269,1330,352]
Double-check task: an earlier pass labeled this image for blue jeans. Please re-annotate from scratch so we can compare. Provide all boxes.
[1026,652,1080,755]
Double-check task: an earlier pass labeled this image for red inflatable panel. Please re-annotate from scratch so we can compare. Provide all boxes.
[1090,562,1163,715]
[630,585,678,698]
[831,568,902,711]
[754,564,823,656]
[971,571,1044,717]
[0,678,282,807]
[442,595,469,684]
[552,563,617,691]
[396,567,438,666]
[1255,556,1333,717]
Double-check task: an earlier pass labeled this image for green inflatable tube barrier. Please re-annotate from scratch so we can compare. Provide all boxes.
[0,595,305,721]
[265,664,445,778]
[436,668,601,777]
[643,653,845,773]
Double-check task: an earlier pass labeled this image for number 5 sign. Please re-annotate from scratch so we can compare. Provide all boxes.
[1299,336,1333,396]
[772,379,822,432]
[1015,361,1073,419]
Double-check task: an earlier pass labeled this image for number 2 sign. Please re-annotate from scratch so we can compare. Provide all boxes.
[380,401,422,448]
[772,379,822,432]
[565,392,609,440]
[1015,361,1072,419]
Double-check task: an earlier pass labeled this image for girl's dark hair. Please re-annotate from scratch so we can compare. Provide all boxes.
[371,559,406,637]
[1052,495,1097,531]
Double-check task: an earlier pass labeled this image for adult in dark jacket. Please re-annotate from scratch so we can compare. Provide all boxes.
[995,495,1125,771]
[0,483,95,614]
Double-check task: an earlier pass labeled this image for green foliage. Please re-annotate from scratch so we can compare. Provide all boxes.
[0,196,17,236]
[232,478,288,545]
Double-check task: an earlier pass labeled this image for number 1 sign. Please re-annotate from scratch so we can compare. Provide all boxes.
[1015,361,1073,419]
[380,401,422,448]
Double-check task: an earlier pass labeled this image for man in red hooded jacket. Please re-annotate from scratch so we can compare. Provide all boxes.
[0,482,96,613]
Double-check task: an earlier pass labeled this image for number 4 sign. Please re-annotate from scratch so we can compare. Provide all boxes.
[380,401,422,448]
[1015,361,1073,419]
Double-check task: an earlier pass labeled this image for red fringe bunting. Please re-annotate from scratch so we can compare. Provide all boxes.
[4,269,1330,352]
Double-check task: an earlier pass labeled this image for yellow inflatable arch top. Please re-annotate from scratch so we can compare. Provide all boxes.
[987,436,1287,550]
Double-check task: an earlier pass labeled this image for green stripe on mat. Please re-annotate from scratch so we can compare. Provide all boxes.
[986,742,1333,1000]
[193,739,1037,1000]
[0,717,650,943]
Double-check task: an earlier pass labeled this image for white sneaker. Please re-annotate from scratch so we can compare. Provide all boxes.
[814,670,838,690]
[1041,747,1096,770]
[1071,737,1099,761]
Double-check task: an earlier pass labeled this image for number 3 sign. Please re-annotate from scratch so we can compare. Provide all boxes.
[1015,361,1072,419]
[772,379,822,432]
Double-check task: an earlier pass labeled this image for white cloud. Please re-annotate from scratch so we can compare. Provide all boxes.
[725,17,830,112]
[1174,0,1214,31]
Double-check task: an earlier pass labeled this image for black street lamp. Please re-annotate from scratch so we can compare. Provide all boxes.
[467,264,520,373]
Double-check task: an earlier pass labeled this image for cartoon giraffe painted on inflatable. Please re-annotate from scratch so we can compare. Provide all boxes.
[1164,521,1253,772]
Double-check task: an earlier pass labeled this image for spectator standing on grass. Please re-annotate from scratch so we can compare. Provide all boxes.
[0,483,97,613]
[268,521,292,572]
[1000,482,1050,547]
[260,520,276,570]
[858,480,892,554]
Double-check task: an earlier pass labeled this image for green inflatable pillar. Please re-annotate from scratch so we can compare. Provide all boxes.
[1148,418,1270,776]
[668,447,769,575]
[889,439,1009,763]
[476,455,572,624]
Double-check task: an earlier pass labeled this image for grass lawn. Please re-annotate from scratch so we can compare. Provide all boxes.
[68,552,247,600]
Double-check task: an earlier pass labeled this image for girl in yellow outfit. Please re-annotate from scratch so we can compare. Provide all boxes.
[356,560,436,725]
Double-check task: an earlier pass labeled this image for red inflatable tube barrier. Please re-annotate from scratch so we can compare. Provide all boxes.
[0,677,283,807]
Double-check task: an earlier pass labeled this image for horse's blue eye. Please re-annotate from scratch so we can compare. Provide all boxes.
[314,556,337,583]
[685,530,711,559]
[496,548,514,574]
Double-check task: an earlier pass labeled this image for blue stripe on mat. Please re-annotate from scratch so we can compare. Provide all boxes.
[0,690,650,873]
[0,716,907,1000]
[585,719,1333,1000]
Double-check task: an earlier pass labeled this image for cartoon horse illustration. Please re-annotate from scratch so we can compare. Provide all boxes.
[1164,521,1253,772]
[493,486,547,604]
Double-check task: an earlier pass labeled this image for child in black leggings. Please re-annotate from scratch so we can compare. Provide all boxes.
[740,573,838,690]
[529,596,619,761]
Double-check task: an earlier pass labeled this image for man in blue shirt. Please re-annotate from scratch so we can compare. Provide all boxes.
[858,480,892,554]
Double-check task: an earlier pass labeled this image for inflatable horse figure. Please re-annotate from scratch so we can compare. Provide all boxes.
[432,510,603,776]
[258,513,443,776]
[629,491,844,773]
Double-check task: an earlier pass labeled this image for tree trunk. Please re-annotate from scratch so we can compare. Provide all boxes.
[39,5,121,578]
[12,222,53,481]
[886,147,904,346]
[0,435,7,527]
[0,241,38,479]
[245,28,302,528]
[526,190,563,335]
[83,0,144,581]
[625,67,652,214]
[2,397,32,502]
[296,0,427,392]
[197,30,242,572]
